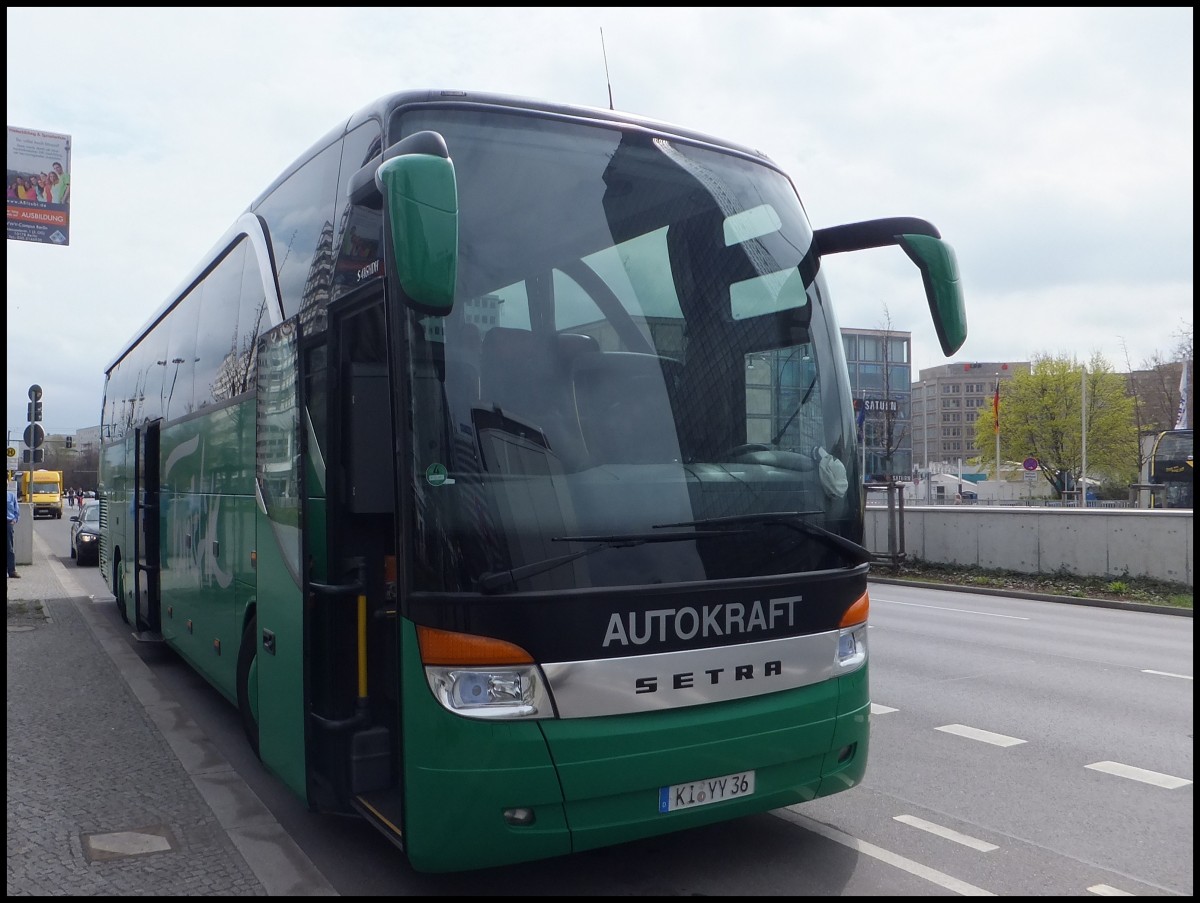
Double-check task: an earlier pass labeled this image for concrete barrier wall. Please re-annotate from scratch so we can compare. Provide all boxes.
[12,503,34,566]
[866,505,1193,587]
[10,496,1189,584]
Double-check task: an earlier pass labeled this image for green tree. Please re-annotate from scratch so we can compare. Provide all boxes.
[974,352,1138,496]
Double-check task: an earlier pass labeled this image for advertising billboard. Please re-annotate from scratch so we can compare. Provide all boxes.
[7,125,72,246]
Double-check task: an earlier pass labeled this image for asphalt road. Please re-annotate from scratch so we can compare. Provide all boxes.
[11,514,1194,896]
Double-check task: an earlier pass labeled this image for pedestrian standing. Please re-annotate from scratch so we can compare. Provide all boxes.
[7,486,20,578]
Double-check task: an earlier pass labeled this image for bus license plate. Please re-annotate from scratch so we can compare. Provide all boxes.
[659,770,755,813]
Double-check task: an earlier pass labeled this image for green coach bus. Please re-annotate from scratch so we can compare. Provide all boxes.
[98,89,967,873]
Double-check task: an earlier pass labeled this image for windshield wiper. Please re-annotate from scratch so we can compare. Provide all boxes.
[474,530,737,593]
[653,511,873,567]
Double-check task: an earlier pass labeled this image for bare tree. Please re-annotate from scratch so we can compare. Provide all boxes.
[1171,319,1193,363]
[875,304,909,483]
[1119,322,1192,481]
[1119,338,1153,479]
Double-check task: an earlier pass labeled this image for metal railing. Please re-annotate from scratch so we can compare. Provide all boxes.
[866,496,1135,508]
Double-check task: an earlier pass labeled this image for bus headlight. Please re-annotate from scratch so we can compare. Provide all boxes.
[835,592,868,673]
[835,624,867,672]
[425,666,553,719]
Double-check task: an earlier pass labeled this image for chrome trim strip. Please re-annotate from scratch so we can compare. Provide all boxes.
[542,629,862,718]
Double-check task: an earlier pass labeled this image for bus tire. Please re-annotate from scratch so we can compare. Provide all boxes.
[237,616,261,759]
[114,563,129,625]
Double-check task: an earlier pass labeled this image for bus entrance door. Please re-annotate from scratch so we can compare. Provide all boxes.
[306,301,398,815]
[133,421,162,638]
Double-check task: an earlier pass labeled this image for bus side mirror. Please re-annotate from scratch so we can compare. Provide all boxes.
[376,131,459,316]
[897,234,966,357]
[814,217,967,356]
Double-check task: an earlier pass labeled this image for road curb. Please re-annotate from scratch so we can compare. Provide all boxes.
[869,576,1193,618]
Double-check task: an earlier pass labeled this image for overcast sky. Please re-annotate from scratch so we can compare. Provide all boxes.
[6,7,1193,438]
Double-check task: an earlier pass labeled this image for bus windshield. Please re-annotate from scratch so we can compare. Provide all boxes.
[398,109,860,593]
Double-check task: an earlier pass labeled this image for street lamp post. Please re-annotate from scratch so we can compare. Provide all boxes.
[995,371,1002,502]
[1080,365,1088,508]
[923,381,931,502]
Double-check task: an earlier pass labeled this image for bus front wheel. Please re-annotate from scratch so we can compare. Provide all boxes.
[237,617,261,759]
[113,564,129,625]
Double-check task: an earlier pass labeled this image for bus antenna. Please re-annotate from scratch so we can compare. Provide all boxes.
[600,28,615,110]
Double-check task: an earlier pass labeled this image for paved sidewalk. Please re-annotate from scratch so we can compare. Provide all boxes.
[6,533,336,896]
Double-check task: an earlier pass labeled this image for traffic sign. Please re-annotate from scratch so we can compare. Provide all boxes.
[1022,457,1039,471]
[28,384,42,402]
[6,447,15,458]
[1023,470,1038,483]
[23,423,45,449]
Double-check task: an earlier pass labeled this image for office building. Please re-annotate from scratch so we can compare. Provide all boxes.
[912,360,1029,478]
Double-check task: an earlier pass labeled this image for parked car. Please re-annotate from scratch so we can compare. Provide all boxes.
[70,500,101,566]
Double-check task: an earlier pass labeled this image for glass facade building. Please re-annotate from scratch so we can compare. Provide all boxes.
[842,327,913,482]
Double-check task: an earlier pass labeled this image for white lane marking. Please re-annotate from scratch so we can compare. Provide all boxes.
[1141,669,1192,680]
[893,815,999,852]
[776,808,995,896]
[1087,885,1134,896]
[935,724,1027,747]
[1085,761,1192,789]
[873,598,1030,620]
[871,703,898,715]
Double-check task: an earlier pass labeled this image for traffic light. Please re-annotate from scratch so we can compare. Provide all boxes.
[27,401,43,421]
[65,436,73,449]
